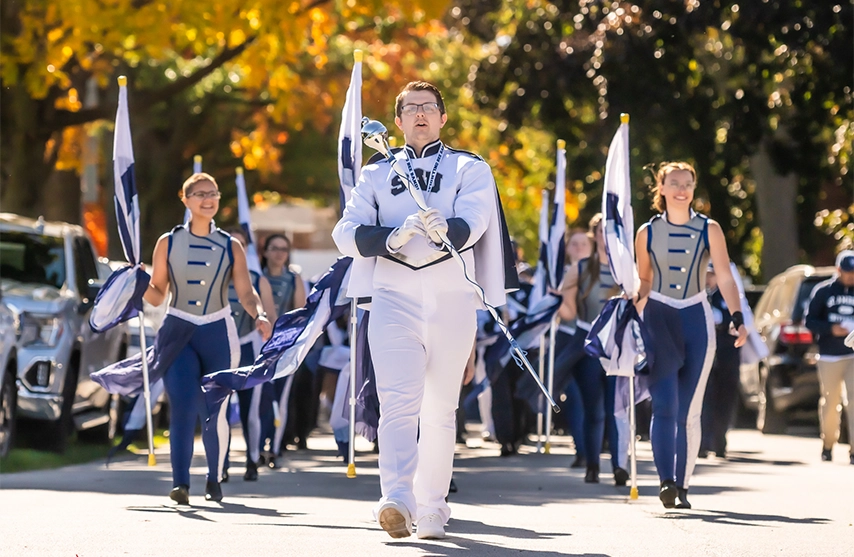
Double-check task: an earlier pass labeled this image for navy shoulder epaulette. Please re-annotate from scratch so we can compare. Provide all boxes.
[366,147,403,166]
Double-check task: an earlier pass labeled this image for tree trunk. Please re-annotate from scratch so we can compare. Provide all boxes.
[749,137,799,281]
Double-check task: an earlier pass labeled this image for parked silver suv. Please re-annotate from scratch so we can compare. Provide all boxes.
[0,213,127,452]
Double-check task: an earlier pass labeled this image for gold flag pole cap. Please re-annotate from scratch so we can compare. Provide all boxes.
[193,155,202,164]
[620,113,630,124]
[236,166,244,176]
[353,49,363,63]
[557,139,566,150]
[117,75,127,87]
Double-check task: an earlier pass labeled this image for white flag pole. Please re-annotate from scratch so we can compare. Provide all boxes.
[347,298,358,478]
[544,313,557,454]
[137,308,156,466]
[536,332,545,453]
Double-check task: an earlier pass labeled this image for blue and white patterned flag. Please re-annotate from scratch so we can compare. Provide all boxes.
[235,167,262,275]
[202,257,353,416]
[183,156,201,225]
[337,51,363,212]
[89,78,150,333]
[586,115,644,377]
[548,141,567,290]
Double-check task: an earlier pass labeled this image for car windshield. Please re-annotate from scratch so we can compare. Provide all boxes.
[0,231,66,289]
[792,275,832,322]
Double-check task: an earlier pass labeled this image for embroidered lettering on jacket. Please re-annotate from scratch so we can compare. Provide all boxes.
[391,171,443,196]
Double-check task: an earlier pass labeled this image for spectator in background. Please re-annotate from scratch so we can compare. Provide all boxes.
[699,263,741,459]
[805,250,854,465]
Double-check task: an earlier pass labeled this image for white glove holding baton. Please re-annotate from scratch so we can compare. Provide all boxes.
[387,213,427,251]
[421,208,448,246]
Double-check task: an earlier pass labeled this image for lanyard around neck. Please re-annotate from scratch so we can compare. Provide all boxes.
[402,143,445,197]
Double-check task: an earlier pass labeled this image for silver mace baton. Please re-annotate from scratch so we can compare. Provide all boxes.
[361,117,560,413]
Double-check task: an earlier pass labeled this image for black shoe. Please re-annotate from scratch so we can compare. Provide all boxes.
[659,480,677,509]
[850,454,854,466]
[500,443,517,457]
[570,456,586,469]
[675,487,691,509]
[697,448,709,459]
[448,478,458,493]
[584,465,600,484]
[169,485,190,505]
[220,469,229,483]
[296,438,308,451]
[244,460,258,481]
[613,467,629,487]
[336,440,350,463]
[205,479,223,502]
[821,448,832,462]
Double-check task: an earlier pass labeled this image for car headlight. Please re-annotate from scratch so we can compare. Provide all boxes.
[17,313,64,347]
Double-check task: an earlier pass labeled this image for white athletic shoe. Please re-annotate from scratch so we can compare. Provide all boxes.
[416,513,446,539]
[377,500,412,539]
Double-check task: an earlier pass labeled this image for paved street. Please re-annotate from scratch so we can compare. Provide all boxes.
[1,428,852,557]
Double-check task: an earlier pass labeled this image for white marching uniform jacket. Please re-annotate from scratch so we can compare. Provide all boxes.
[332,140,517,306]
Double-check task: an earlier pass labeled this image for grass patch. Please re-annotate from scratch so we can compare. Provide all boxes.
[0,429,169,474]
[0,441,109,474]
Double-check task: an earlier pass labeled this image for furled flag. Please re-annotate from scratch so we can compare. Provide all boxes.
[183,155,201,225]
[235,167,262,275]
[585,114,644,377]
[548,140,567,290]
[202,257,353,416]
[337,50,363,212]
[89,77,150,333]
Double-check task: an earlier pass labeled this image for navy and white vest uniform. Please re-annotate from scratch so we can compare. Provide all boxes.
[640,211,716,491]
[265,267,298,317]
[167,224,234,316]
[229,270,262,344]
[332,139,511,526]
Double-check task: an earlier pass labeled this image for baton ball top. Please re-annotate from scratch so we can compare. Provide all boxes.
[194,155,202,164]
[621,113,630,124]
[236,166,244,176]
[354,49,363,62]
[118,75,127,87]
[557,139,566,150]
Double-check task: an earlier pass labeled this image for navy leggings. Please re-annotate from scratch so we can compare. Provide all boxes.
[163,317,233,488]
[647,299,713,488]
[561,355,606,468]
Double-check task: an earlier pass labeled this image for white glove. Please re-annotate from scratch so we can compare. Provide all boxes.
[421,208,448,246]
[387,213,426,251]
[845,329,854,349]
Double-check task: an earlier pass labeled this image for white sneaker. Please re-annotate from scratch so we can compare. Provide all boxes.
[377,500,412,539]
[416,513,446,539]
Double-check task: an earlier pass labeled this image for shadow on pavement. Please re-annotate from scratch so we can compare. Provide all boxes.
[657,509,832,527]
[392,538,605,557]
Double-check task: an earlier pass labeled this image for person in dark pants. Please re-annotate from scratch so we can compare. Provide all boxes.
[700,263,741,459]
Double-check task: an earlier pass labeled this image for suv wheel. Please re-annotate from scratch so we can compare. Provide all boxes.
[43,365,78,453]
[757,369,787,434]
[0,365,17,458]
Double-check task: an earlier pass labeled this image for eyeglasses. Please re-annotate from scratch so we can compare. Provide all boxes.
[186,190,222,200]
[267,247,289,253]
[400,102,441,116]
[664,182,696,190]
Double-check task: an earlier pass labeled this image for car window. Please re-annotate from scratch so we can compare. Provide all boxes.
[756,279,784,322]
[0,231,66,289]
[73,236,100,294]
[793,275,833,323]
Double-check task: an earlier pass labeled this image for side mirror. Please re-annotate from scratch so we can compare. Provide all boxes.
[78,280,103,315]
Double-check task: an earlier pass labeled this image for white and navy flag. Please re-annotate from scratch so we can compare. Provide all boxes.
[585,116,644,377]
[235,167,262,275]
[337,51,363,212]
[89,78,151,333]
[548,142,567,290]
[202,257,353,416]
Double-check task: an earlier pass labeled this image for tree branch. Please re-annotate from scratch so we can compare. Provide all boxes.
[45,37,257,132]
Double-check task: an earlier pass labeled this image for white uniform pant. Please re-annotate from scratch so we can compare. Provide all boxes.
[369,258,478,525]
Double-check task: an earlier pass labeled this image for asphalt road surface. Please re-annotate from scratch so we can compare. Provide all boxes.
[1,428,852,557]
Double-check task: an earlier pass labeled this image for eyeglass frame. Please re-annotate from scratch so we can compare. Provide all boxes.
[399,102,442,116]
[185,190,222,200]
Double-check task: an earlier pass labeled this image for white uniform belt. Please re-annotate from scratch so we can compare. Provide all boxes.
[166,305,232,325]
[649,290,707,309]
[384,245,472,270]
[575,319,592,332]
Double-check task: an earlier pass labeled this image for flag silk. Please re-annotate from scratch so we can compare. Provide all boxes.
[235,169,262,275]
[585,118,643,377]
[337,56,363,212]
[548,144,567,290]
[527,189,552,312]
[89,81,150,333]
[202,257,353,417]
